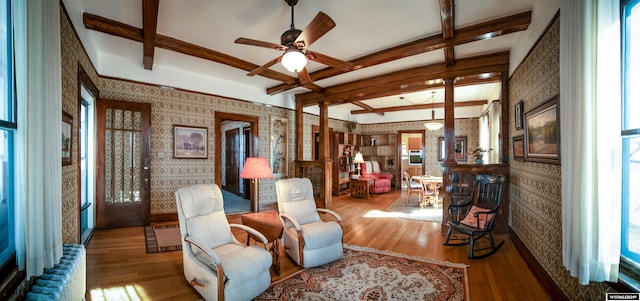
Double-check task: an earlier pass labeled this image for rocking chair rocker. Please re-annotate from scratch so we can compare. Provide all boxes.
[444,174,506,259]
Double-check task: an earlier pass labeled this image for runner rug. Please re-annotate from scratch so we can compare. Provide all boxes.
[143,224,182,253]
[255,244,469,301]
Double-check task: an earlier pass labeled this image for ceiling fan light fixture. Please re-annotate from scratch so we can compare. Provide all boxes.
[281,49,307,73]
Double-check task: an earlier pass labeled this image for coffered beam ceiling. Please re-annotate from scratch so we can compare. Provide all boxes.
[295,51,510,107]
[351,99,488,115]
[82,8,531,98]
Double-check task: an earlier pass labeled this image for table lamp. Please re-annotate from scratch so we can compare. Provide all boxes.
[353,152,365,178]
[240,157,274,212]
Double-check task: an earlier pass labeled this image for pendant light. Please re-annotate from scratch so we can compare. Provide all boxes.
[424,91,443,130]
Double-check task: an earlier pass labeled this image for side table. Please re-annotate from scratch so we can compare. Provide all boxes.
[240,210,284,275]
[350,178,374,199]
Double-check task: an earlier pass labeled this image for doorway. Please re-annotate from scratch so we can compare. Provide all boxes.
[215,113,258,213]
[96,99,151,228]
[397,130,425,189]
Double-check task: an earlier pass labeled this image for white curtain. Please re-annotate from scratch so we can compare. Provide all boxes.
[14,0,63,277]
[561,0,622,285]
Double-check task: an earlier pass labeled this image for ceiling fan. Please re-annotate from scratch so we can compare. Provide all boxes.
[234,0,353,85]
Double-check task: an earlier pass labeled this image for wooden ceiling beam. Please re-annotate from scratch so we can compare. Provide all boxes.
[142,0,159,70]
[268,10,531,95]
[439,0,455,66]
[352,101,384,116]
[295,51,509,106]
[351,99,488,115]
[83,12,300,85]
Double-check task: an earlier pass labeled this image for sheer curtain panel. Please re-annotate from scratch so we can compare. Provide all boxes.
[560,0,622,285]
[14,0,63,277]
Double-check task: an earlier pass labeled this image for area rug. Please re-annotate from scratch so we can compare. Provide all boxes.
[364,197,443,222]
[255,244,469,301]
[143,224,182,253]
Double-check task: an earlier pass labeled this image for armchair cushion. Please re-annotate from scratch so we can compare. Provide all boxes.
[299,221,343,249]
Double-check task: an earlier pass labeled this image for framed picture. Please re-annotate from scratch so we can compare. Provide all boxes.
[515,100,524,130]
[62,111,73,166]
[524,95,560,164]
[512,135,524,161]
[270,116,288,176]
[173,125,208,159]
[438,136,467,162]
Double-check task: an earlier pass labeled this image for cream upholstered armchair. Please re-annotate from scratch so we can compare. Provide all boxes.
[175,184,272,301]
[275,178,343,268]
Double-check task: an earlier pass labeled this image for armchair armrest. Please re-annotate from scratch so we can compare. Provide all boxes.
[230,223,269,248]
[184,235,222,266]
[317,208,343,224]
[278,213,302,231]
[379,173,393,180]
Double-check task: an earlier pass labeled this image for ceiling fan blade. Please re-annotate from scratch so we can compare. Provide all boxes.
[235,37,286,51]
[247,56,281,76]
[294,11,336,48]
[306,50,353,71]
[297,67,312,85]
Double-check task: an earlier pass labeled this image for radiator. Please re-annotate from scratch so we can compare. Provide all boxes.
[26,244,86,301]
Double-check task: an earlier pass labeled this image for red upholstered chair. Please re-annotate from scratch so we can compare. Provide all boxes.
[360,161,393,193]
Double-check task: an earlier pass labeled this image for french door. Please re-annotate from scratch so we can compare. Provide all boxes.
[96,99,151,228]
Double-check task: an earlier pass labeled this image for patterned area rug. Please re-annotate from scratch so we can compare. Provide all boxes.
[144,224,182,253]
[255,244,469,301]
[363,197,443,222]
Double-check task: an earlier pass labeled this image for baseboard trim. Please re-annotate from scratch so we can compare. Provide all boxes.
[151,213,178,223]
[508,227,568,301]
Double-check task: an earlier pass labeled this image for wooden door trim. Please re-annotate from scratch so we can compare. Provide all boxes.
[76,64,99,242]
[396,130,425,188]
[96,99,151,228]
[214,112,258,187]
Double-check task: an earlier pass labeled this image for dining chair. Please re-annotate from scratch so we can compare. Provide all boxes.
[403,171,423,204]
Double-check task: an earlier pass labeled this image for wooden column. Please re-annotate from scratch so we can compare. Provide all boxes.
[442,78,457,165]
[319,101,333,208]
[500,72,510,164]
[295,103,304,160]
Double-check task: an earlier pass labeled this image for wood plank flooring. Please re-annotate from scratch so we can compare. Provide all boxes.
[85,189,550,301]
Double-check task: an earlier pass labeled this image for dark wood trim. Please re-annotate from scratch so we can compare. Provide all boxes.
[396,130,425,188]
[351,99,488,115]
[439,0,455,65]
[76,63,99,243]
[508,227,568,300]
[0,258,25,301]
[150,213,178,223]
[60,1,100,82]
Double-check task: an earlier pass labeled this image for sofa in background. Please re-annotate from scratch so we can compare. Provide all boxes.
[360,161,393,193]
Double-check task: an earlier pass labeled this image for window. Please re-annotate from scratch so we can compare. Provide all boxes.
[0,0,15,271]
[621,0,640,290]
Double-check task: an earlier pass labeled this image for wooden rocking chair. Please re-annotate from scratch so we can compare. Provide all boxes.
[444,174,506,259]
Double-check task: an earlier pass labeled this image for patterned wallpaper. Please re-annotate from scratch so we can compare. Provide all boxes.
[60,7,101,244]
[508,18,613,299]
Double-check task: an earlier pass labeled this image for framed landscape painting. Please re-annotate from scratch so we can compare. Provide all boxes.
[173,125,208,159]
[512,135,524,161]
[524,95,560,164]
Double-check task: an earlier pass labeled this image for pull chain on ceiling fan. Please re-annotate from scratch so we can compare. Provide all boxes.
[234,0,353,85]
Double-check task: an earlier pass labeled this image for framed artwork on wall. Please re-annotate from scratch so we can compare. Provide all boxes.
[173,125,208,159]
[438,136,467,162]
[512,135,524,161]
[524,95,560,164]
[515,100,524,130]
[270,116,288,176]
[62,111,73,166]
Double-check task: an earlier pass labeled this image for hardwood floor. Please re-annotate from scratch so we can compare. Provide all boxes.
[85,189,550,301]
